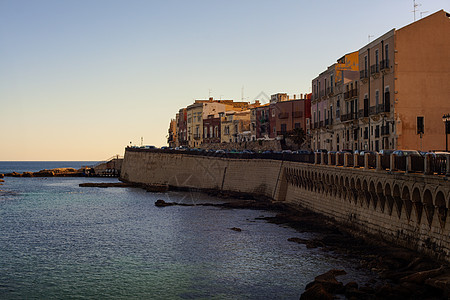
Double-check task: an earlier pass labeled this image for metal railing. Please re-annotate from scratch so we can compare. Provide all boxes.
[126,148,449,176]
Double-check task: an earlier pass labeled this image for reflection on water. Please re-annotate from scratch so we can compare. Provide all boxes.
[0,177,373,299]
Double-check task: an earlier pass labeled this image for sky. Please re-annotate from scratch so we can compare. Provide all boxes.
[1,0,449,161]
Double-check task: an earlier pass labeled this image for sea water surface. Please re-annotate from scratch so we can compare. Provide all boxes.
[0,162,373,299]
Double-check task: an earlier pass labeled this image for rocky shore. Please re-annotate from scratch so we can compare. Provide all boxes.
[154,197,450,299]
[3,168,93,177]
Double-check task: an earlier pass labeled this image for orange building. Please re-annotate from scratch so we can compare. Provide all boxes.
[357,10,450,152]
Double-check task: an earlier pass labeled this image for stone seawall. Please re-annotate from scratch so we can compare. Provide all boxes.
[120,149,450,262]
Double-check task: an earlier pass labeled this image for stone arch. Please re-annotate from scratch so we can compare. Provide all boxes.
[393,184,402,218]
[355,178,361,190]
[369,181,377,210]
[423,189,434,227]
[376,181,385,212]
[435,190,447,230]
[412,187,423,224]
[362,179,370,207]
[402,186,412,221]
[385,183,394,215]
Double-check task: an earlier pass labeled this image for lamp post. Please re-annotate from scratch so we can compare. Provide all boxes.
[443,113,450,152]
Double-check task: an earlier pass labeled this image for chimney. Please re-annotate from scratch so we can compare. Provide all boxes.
[300,93,303,99]
[293,94,296,100]
[209,97,213,102]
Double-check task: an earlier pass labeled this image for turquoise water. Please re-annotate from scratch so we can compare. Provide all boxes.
[0,164,373,299]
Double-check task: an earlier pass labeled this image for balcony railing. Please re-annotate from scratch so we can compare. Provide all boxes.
[319,90,325,98]
[360,70,368,80]
[344,88,358,100]
[319,121,324,128]
[340,113,357,122]
[369,106,377,115]
[327,87,334,95]
[193,134,201,140]
[380,59,390,71]
[370,64,380,74]
[381,125,390,136]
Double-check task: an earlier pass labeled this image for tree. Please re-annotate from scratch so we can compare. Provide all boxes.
[285,127,306,147]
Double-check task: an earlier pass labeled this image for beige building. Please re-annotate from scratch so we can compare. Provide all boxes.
[187,100,227,148]
[311,52,359,151]
[356,10,450,152]
[221,110,251,143]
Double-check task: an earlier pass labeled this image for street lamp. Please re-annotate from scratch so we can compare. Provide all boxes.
[442,113,450,152]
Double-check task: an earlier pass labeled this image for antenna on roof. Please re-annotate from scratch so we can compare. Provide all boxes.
[241,86,244,101]
[368,35,374,42]
[420,11,429,19]
[412,0,421,21]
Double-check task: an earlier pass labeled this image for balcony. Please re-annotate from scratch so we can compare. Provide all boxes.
[313,122,318,129]
[344,88,358,100]
[370,64,380,77]
[326,87,334,96]
[319,90,326,99]
[193,134,201,140]
[278,112,289,119]
[292,111,303,118]
[369,106,376,115]
[360,70,369,83]
[380,59,390,73]
[381,125,390,136]
[375,127,380,138]
[319,121,324,128]
[340,113,357,123]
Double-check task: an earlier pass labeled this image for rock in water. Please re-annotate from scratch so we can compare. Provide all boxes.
[155,199,174,207]
[230,227,242,232]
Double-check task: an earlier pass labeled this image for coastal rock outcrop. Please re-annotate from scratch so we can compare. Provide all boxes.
[5,168,94,178]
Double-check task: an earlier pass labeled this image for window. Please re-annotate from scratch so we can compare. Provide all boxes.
[330,75,334,92]
[281,124,287,133]
[209,126,213,138]
[294,123,300,129]
[364,56,368,72]
[375,90,379,107]
[417,116,424,134]
[385,44,389,62]
[375,49,379,71]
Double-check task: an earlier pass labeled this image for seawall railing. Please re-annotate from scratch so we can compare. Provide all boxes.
[125,148,450,176]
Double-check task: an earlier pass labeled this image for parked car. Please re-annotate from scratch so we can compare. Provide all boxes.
[379,149,394,156]
[315,149,328,154]
[392,150,421,156]
[354,150,363,155]
[140,145,156,149]
[359,150,378,156]
[242,149,255,154]
[281,150,293,154]
[295,150,312,154]
[337,149,353,154]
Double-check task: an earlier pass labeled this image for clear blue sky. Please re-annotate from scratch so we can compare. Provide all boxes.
[1,0,449,160]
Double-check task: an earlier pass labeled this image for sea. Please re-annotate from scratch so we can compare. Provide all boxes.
[0,161,374,299]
